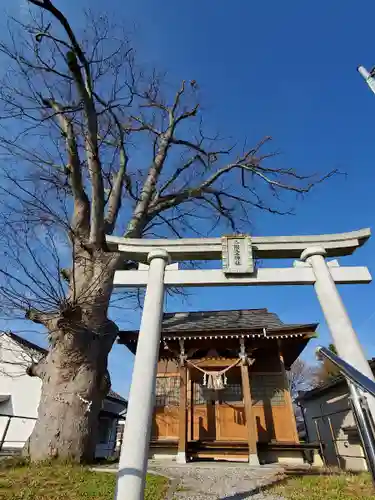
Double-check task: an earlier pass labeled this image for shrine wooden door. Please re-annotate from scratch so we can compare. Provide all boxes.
[191,370,247,442]
[191,381,217,441]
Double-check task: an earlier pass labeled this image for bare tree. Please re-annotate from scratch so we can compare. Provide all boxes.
[0,1,336,462]
[288,359,315,401]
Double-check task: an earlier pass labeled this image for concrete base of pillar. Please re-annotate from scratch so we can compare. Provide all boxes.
[176,451,187,464]
[248,454,260,466]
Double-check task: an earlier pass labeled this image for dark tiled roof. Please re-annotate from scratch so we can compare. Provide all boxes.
[119,309,317,368]
[107,390,127,404]
[160,308,308,333]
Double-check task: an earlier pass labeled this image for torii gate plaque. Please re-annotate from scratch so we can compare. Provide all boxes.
[222,235,253,274]
[109,228,373,500]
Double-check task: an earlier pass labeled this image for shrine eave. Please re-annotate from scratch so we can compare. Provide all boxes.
[118,324,318,353]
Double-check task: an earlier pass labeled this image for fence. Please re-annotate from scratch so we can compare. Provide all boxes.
[0,413,125,458]
[0,413,36,454]
[312,408,366,470]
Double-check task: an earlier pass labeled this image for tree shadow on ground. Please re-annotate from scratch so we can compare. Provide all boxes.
[219,489,261,499]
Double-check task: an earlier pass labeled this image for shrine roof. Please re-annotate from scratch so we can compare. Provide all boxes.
[160,308,308,332]
[118,308,318,342]
[118,309,317,367]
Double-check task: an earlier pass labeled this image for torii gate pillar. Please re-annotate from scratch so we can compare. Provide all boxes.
[115,249,170,500]
[301,246,375,418]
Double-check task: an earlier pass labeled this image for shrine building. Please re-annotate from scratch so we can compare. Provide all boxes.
[118,308,321,465]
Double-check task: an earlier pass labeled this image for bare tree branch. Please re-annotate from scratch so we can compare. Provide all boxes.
[41,97,90,237]
[288,358,315,400]
[29,0,105,245]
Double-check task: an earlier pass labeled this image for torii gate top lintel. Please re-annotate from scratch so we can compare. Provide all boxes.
[106,227,370,262]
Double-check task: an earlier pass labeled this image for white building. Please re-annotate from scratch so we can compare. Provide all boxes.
[0,331,127,459]
[298,364,375,471]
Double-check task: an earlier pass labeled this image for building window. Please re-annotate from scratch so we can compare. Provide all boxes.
[219,383,243,403]
[115,421,125,453]
[193,383,216,404]
[251,374,285,406]
[155,376,180,406]
[193,383,243,404]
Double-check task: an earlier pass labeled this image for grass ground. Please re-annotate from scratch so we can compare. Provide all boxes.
[0,460,168,500]
[269,472,375,500]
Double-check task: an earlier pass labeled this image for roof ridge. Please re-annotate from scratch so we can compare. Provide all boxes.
[163,308,269,316]
[107,389,128,403]
[158,309,318,334]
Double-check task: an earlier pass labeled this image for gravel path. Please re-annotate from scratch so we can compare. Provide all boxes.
[148,461,286,500]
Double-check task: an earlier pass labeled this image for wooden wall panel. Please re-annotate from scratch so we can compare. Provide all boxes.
[272,406,298,442]
[152,402,298,443]
[253,405,297,443]
[152,407,179,439]
[153,362,298,444]
[191,405,216,441]
[216,405,247,441]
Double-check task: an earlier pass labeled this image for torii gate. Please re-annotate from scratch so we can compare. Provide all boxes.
[108,228,374,500]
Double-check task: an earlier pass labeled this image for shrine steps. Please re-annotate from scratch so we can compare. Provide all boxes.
[150,439,321,465]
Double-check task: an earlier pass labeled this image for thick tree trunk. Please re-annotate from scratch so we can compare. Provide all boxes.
[27,326,116,462]
[24,249,121,462]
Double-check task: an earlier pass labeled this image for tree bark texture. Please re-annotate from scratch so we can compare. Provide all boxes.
[26,252,119,462]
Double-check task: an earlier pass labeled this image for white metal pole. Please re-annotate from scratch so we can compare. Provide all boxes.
[358,65,375,95]
[301,246,375,420]
[115,249,170,500]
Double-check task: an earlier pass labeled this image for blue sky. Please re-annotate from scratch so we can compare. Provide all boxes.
[4,0,375,398]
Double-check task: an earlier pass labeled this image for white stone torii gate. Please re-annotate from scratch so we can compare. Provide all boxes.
[109,228,374,500]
